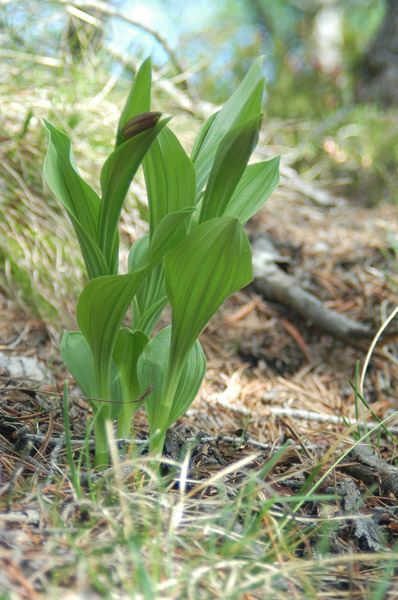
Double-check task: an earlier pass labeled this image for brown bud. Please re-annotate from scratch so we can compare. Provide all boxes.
[121,111,162,139]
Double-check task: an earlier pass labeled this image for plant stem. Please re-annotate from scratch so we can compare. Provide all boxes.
[93,414,110,468]
[116,406,131,440]
[148,361,181,455]
[148,428,167,457]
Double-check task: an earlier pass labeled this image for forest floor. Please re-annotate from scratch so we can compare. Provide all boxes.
[2,179,398,598]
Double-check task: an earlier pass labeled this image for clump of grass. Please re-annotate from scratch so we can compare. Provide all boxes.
[3,443,394,600]
[0,65,98,329]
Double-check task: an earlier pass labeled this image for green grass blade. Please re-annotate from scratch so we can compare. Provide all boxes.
[63,381,82,499]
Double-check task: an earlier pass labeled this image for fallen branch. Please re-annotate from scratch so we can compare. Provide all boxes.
[250,234,374,343]
[343,444,398,497]
[207,396,398,435]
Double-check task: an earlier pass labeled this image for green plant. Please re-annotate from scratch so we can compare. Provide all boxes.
[43,57,280,466]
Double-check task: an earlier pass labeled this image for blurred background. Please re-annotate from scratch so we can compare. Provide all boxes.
[1,0,397,326]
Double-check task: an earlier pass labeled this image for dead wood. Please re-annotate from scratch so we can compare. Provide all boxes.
[343,444,398,497]
[340,477,363,512]
[338,477,383,551]
[250,234,374,343]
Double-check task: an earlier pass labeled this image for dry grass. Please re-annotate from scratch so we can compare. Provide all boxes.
[1,407,398,599]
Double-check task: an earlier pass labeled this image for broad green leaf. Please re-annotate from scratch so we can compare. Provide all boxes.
[128,236,150,330]
[115,57,152,148]
[61,331,98,399]
[209,58,263,135]
[43,120,100,241]
[190,111,218,164]
[43,120,108,277]
[71,216,109,279]
[224,156,280,225]
[113,328,148,401]
[98,117,171,272]
[128,209,193,332]
[62,331,123,467]
[129,185,194,332]
[133,263,166,335]
[199,115,261,223]
[77,270,146,400]
[131,297,141,331]
[234,79,264,125]
[193,58,264,194]
[77,209,194,400]
[143,126,196,236]
[165,217,252,371]
[137,326,206,435]
[128,235,150,273]
[198,62,263,156]
[147,208,194,269]
[114,328,149,437]
[135,294,168,336]
[61,331,123,420]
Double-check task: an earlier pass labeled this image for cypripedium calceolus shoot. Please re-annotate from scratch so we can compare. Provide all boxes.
[43,57,280,467]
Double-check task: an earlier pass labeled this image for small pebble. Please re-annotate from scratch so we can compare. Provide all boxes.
[311,241,331,253]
